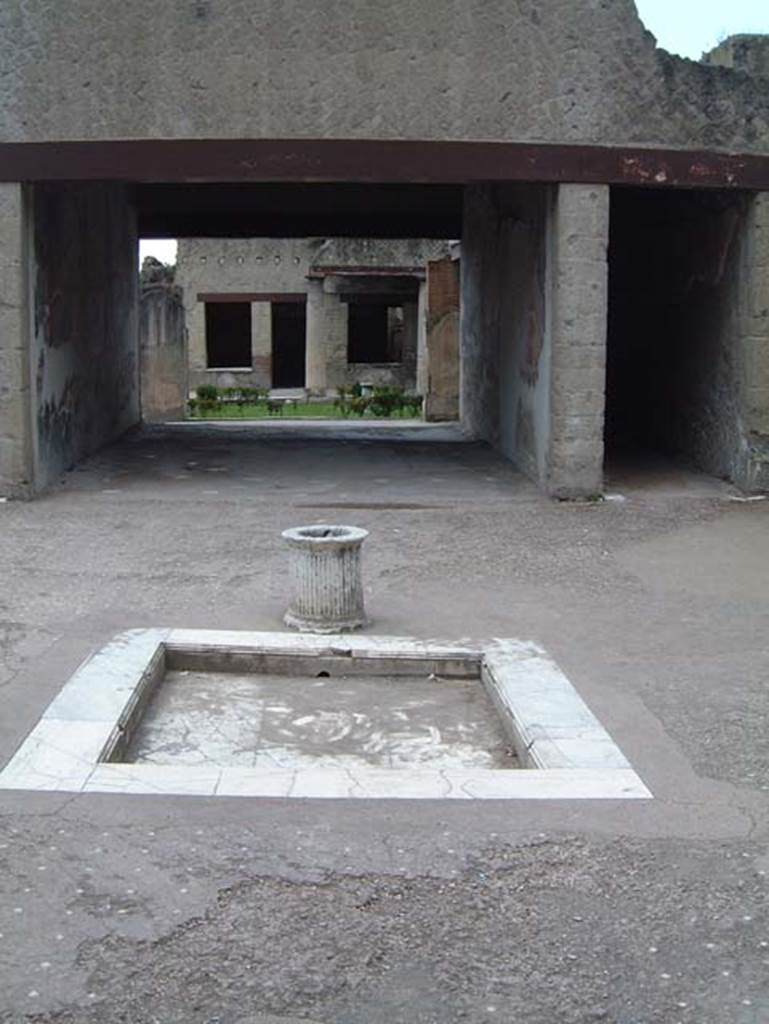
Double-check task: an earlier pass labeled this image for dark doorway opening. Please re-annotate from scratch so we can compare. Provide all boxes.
[347,303,389,363]
[205,301,251,368]
[272,302,307,387]
[606,186,746,480]
[347,302,406,363]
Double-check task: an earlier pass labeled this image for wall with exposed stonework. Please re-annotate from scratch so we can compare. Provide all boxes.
[30,183,138,490]
[740,194,769,490]
[0,3,767,157]
[547,185,609,498]
[703,35,769,79]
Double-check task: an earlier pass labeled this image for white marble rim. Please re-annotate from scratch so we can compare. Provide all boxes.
[281,524,369,547]
[0,629,651,800]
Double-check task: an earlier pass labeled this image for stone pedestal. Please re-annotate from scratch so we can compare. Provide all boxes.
[282,525,368,632]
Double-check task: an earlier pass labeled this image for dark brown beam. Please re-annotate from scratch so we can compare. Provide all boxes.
[138,212,460,239]
[1,139,768,190]
[136,183,463,239]
[197,292,307,303]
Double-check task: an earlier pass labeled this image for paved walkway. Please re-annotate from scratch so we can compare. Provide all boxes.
[0,425,767,1023]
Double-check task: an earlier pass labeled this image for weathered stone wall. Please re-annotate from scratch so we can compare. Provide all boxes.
[1,2,767,156]
[739,193,769,489]
[703,35,769,78]
[140,284,187,422]
[742,195,769,430]
[30,183,139,490]
[312,239,450,269]
[0,184,32,497]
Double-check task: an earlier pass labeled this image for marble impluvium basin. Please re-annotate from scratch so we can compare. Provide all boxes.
[0,630,650,801]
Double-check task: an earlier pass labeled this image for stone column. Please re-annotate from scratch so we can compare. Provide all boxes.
[251,301,272,388]
[401,300,419,384]
[0,184,33,498]
[546,184,609,498]
[305,280,327,394]
[416,279,428,396]
[186,300,207,393]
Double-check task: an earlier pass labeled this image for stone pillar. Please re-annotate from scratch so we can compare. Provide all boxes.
[305,281,327,394]
[416,279,428,396]
[251,301,272,388]
[0,184,33,498]
[546,184,609,498]
[401,300,419,384]
[739,192,769,490]
[186,300,207,392]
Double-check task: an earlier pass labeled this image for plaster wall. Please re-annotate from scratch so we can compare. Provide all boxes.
[461,185,555,483]
[497,187,555,486]
[425,258,460,422]
[1,2,767,157]
[460,187,503,447]
[140,284,187,422]
[30,183,139,490]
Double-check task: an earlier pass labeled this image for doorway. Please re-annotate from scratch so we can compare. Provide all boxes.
[271,301,307,388]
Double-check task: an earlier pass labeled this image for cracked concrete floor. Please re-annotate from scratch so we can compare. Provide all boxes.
[0,423,768,1024]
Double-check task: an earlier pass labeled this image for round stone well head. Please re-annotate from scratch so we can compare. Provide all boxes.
[282,524,369,633]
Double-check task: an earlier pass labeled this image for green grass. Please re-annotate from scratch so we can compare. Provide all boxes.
[188,402,420,420]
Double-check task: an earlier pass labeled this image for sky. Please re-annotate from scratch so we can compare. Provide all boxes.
[634,0,769,59]
[140,1,769,265]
